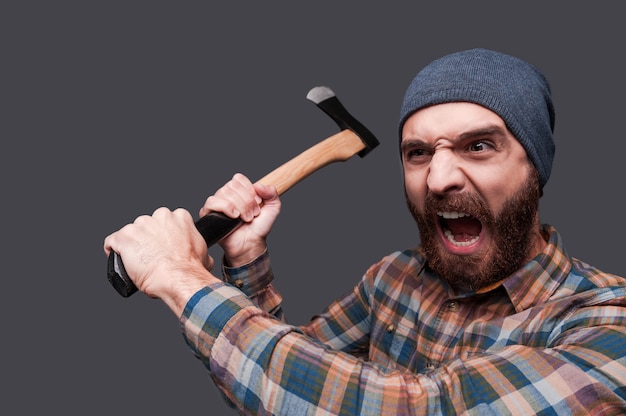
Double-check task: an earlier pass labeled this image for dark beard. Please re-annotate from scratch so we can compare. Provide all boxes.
[407,169,541,291]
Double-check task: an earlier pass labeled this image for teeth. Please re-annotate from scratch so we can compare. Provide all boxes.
[437,211,468,219]
[437,211,480,246]
[444,230,479,247]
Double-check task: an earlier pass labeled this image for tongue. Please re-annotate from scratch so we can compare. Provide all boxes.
[445,217,481,237]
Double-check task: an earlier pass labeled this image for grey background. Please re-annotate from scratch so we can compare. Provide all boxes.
[3,1,624,414]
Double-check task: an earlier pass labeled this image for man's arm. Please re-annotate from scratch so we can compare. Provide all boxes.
[181,282,626,415]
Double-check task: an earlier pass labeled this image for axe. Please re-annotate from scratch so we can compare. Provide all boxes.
[107,86,379,297]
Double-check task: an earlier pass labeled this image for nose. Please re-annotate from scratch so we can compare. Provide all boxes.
[427,150,465,195]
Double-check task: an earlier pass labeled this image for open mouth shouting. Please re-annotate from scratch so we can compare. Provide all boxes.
[437,211,484,253]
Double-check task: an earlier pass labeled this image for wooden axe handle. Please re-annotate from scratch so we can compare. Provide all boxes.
[257,129,366,195]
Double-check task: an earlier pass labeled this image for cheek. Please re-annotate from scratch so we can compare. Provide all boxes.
[474,165,531,214]
[403,170,427,212]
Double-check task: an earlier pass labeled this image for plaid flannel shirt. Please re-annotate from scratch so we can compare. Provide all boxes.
[181,225,626,415]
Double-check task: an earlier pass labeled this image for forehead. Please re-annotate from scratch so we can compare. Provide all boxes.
[401,102,509,141]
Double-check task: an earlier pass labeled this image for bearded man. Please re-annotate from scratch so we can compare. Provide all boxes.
[105,48,626,415]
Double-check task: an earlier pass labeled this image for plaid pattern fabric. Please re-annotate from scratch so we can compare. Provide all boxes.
[181,225,626,415]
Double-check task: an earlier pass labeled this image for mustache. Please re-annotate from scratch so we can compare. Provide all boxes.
[423,191,493,224]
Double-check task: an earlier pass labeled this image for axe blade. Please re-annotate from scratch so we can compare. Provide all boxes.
[307,86,379,157]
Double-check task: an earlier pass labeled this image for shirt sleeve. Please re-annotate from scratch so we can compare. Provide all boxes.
[180,270,626,416]
[440,296,626,414]
[221,250,284,320]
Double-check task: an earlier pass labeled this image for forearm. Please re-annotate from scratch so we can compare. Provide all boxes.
[181,283,443,414]
[182,288,465,415]
[158,265,219,317]
[181,286,434,415]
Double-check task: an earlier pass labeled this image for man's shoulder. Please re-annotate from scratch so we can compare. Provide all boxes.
[569,257,626,288]
[557,258,626,307]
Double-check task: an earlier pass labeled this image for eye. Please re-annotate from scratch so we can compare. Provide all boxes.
[468,141,492,152]
[404,147,432,162]
[409,148,426,157]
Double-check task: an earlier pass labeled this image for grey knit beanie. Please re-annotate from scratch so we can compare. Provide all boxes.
[399,48,555,188]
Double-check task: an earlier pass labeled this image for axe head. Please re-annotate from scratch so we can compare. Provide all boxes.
[307,86,380,157]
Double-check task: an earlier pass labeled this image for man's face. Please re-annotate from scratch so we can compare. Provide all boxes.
[401,102,542,291]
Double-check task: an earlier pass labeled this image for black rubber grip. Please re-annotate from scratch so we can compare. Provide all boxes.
[107,212,243,297]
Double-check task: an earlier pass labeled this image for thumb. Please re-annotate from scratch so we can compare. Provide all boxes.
[254,183,280,205]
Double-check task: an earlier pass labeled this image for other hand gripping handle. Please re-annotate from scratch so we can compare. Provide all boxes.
[107,212,242,297]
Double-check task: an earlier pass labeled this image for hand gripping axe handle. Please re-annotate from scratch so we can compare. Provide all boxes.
[107,86,379,297]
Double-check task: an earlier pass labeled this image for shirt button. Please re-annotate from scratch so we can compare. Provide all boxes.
[234,279,244,289]
[425,362,435,370]
[448,301,458,312]
[387,324,395,333]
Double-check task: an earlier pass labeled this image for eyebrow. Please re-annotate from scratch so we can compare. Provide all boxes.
[458,125,508,141]
[400,124,508,152]
[400,139,431,154]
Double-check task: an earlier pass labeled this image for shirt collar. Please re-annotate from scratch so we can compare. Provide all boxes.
[501,224,572,313]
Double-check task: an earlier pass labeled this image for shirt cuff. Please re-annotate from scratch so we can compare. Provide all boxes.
[221,249,274,297]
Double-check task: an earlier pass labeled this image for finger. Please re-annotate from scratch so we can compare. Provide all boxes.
[229,174,261,220]
[103,221,135,256]
[233,175,259,207]
[171,207,197,230]
[231,172,254,190]
[103,234,114,256]
[254,182,279,202]
[199,175,247,218]
[199,194,241,219]
[151,206,174,218]
[200,173,260,221]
